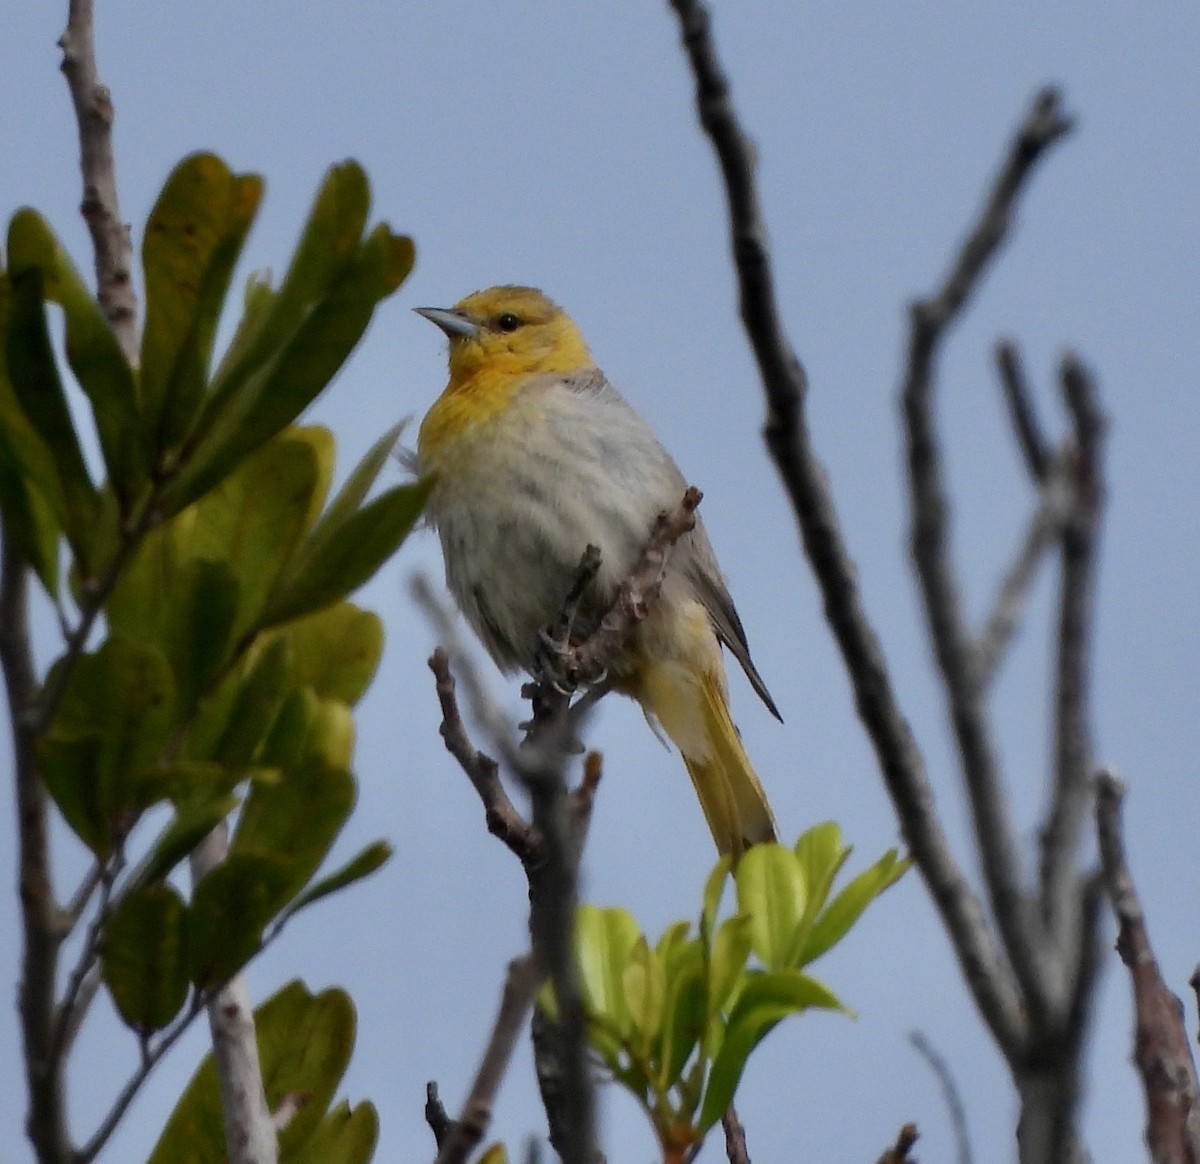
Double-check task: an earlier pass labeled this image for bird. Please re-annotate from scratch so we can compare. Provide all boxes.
[415,285,780,855]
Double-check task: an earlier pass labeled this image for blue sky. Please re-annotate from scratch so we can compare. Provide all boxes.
[3,3,1198,1160]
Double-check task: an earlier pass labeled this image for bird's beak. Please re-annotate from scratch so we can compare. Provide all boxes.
[414,306,479,340]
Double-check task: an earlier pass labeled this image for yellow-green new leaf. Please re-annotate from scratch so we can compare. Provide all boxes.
[575,904,642,1042]
[659,940,706,1093]
[706,913,753,1025]
[801,848,910,966]
[735,843,807,971]
[698,969,844,1134]
[699,854,732,950]
[623,937,666,1052]
[141,153,262,457]
[102,883,190,1032]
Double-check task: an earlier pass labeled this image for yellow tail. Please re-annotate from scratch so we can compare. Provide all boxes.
[639,660,777,856]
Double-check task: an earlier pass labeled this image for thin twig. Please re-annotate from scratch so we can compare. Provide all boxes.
[58,0,137,361]
[974,496,1062,690]
[1041,355,1106,942]
[668,0,1025,1057]
[902,90,1075,1025]
[909,1032,974,1164]
[424,1082,452,1151]
[721,1104,751,1164]
[427,648,541,865]
[876,1124,920,1164]
[435,954,541,1164]
[1096,770,1200,1161]
[994,341,1051,483]
[74,992,207,1163]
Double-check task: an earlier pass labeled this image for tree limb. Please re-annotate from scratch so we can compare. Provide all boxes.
[1096,770,1200,1163]
[667,0,1026,1058]
[58,0,137,362]
[434,954,541,1164]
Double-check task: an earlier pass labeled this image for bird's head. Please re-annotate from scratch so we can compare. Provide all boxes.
[415,285,592,383]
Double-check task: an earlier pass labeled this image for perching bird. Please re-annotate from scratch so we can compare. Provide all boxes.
[416,286,779,855]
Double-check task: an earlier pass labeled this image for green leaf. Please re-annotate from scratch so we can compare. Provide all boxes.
[160,558,241,711]
[4,265,99,567]
[698,969,844,1133]
[286,840,392,916]
[735,843,807,970]
[623,937,666,1052]
[260,477,430,628]
[187,852,293,987]
[7,208,143,506]
[38,634,177,850]
[706,913,753,1024]
[305,419,409,549]
[149,980,362,1164]
[658,941,706,1093]
[140,153,263,457]
[574,904,642,1042]
[794,822,851,915]
[699,854,732,950]
[291,1100,379,1164]
[187,427,328,637]
[801,849,910,965]
[160,164,414,516]
[257,688,354,770]
[200,633,291,766]
[124,794,239,891]
[232,763,356,907]
[102,883,189,1031]
[286,602,383,705]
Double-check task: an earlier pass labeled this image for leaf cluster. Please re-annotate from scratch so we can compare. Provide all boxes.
[566,826,908,1161]
[1,153,424,1157]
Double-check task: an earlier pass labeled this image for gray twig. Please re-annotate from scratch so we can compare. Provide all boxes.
[58,0,137,361]
[434,954,541,1164]
[995,341,1051,483]
[909,1032,974,1164]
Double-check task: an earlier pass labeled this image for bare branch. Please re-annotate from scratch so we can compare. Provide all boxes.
[909,1032,974,1164]
[427,648,541,865]
[424,1082,452,1151]
[668,0,1025,1057]
[903,91,1076,1025]
[720,1104,751,1164]
[1,531,71,1162]
[58,0,137,361]
[995,341,1052,484]
[434,954,540,1164]
[974,498,1061,690]
[1096,770,1200,1162]
[876,1124,920,1164]
[1041,355,1107,938]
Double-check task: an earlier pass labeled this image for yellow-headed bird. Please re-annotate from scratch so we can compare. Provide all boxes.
[416,286,779,855]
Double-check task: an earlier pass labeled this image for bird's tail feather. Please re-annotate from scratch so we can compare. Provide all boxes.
[641,661,777,856]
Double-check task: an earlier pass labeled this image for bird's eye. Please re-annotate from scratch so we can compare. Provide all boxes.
[495,312,521,333]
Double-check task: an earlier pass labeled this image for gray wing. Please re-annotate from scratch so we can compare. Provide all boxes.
[685,525,784,723]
